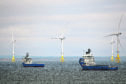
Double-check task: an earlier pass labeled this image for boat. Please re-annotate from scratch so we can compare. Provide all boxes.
[79,49,118,70]
[22,63,45,67]
[22,53,45,67]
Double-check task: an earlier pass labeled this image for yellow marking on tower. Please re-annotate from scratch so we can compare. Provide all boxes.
[12,56,15,62]
[111,56,114,62]
[60,56,64,63]
[115,53,120,63]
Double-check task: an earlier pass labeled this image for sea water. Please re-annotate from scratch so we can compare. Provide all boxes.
[0,56,126,84]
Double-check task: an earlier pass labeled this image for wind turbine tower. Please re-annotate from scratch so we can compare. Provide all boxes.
[110,37,115,62]
[115,15,123,63]
[12,32,16,62]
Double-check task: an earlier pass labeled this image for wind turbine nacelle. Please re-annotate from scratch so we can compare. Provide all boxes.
[118,32,122,35]
[52,37,66,40]
[106,32,122,37]
[59,37,66,40]
[113,32,122,36]
[110,41,115,44]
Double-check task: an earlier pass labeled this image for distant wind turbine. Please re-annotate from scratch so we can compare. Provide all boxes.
[52,34,66,63]
[105,15,124,63]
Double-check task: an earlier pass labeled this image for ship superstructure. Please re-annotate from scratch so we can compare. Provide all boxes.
[82,49,96,66]
[22,52,32,64]
[22,53,44,67]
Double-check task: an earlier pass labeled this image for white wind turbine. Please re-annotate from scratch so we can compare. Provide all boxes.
[106,15,123,63]
[52,34,66,63]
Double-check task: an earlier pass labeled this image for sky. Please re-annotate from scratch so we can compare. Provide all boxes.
[0,0,126,57]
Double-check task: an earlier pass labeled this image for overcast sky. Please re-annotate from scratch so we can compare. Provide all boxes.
[0,0,126,57]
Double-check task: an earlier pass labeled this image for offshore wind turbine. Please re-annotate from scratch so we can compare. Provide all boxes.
[106,15,123,63]
[52,34,66,63]
[12,32,16,62]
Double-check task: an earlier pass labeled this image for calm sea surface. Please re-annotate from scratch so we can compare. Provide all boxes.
[0,56,126,84]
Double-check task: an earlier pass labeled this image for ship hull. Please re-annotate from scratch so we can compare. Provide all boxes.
[81,65,118,70]
[79,58,118,70]
[22,63,45,67]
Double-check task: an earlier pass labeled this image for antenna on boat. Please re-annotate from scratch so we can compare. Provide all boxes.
[52,34,65,63]
[12,32,16,62]
[105,15,123,63]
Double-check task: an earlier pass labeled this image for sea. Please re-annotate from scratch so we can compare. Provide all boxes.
[0,56,126,84]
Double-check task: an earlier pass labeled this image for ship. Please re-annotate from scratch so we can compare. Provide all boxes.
[22,53,45,67]
[79,49,118,70]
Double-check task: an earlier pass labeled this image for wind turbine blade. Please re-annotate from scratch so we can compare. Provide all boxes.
[118,15,124,33]
[51,38,58,39]
[118,38,123,49]
[63,37,66,39]
[12,32,13,41]
[104,34,115,37]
